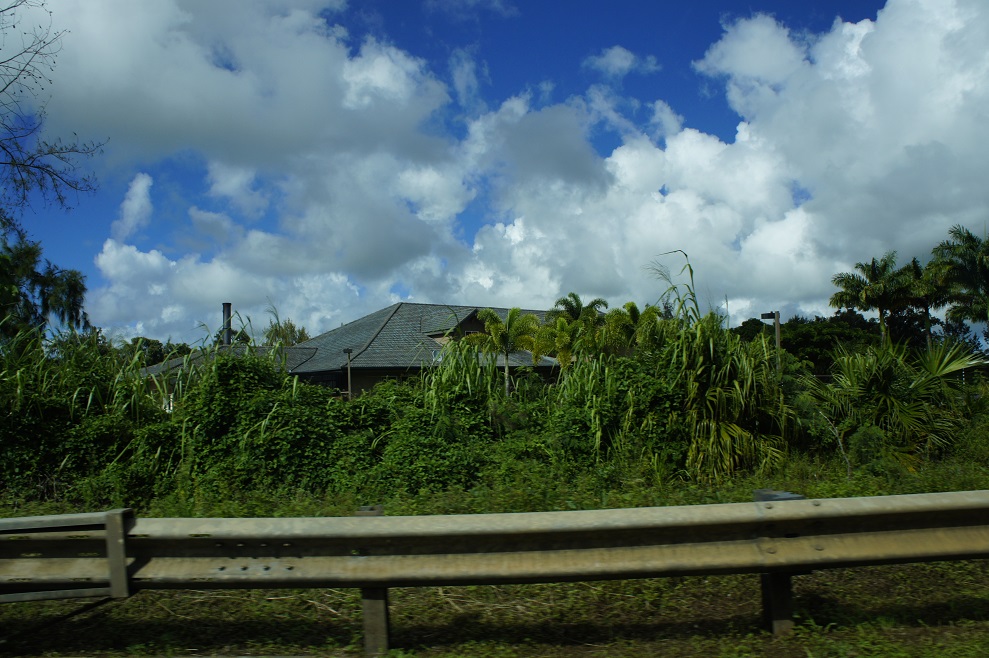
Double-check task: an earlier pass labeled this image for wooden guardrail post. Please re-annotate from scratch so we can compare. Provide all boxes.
[754,490,804,635]
[760,572,793,635]
[104,508,133,599]
[355,505,389,657]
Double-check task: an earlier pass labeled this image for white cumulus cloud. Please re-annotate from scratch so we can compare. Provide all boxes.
[110,173,153,241]
[40,0,989,342]
[584,45,660,80]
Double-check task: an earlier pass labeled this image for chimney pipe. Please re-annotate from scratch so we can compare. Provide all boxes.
[222,302,232,346]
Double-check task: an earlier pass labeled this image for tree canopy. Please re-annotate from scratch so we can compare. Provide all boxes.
[1,218,87,338]
[932,224,989,326]
[830,251,911,342]
[262,317,311,346]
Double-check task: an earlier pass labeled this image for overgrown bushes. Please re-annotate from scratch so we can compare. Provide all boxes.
[1,303,987,514]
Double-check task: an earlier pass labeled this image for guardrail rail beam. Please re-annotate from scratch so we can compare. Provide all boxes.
[4,491,989,656]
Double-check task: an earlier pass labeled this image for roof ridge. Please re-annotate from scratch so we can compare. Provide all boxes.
[286,346,319,370]
[354,300,545,312]
[354,301,404,358]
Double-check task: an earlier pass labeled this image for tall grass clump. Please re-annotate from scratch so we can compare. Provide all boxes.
[419,340,502,418]
[647,254,793,482]
[548,355,684,475]
[0,325,168,501]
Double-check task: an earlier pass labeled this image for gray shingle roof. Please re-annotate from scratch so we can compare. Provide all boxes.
[142,303,555,380]
[291,302,553,374]
[143,344,318,378]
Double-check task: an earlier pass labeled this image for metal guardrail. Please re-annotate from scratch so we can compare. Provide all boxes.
[3,490,989,656]
[0,509,131,603]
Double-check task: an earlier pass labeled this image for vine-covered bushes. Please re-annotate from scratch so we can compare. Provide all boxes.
[1,313,987,513]
[0,329,167,499]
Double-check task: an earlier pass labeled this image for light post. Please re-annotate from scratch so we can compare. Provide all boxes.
[760,311,781,377]
[343,348,353,400]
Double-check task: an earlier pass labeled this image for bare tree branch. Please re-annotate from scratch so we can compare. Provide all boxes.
[0,1,100,337]
[0,0,104,212]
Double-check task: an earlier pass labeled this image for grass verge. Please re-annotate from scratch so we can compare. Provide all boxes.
[2,561,988,656]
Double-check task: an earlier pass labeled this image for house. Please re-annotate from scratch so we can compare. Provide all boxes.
[145,302,556,396]
[290,302,556,394]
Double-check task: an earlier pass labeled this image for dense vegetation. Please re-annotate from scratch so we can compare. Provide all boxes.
[3,247,989,516]
[1,123,988,658]
[1,2,987,654]
[4,257,989,656]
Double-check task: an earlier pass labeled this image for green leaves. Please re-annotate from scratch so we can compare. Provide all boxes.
[647,252,792,482]
[261,306,311,346]
[466,307,541,397]
[830,251,911,342]
[805,341,984,468]
[674,316,791,482]
[471,307,541,357]
[5,247,986,510]
[932,224,989,325]
[830,225,989,344]
[0,326,167,497]
[1,230,89,338]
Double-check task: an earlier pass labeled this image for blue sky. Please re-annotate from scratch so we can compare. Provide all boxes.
[16,0,985,343]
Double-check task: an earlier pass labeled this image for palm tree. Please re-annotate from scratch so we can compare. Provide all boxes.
[40,265,89,332]
[900,257,951,345]
[649,252,791,481]
[548,292,609,325]
[536,315,581,374]
[547,292,608,355]
[601,301,669,355]
[467,307,541,396]
[830,251,911,343]
[931,225,989,325]
[805,340,984,467]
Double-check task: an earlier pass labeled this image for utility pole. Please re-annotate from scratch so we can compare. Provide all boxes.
[343,348,353,400]
[760,311,781,377]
